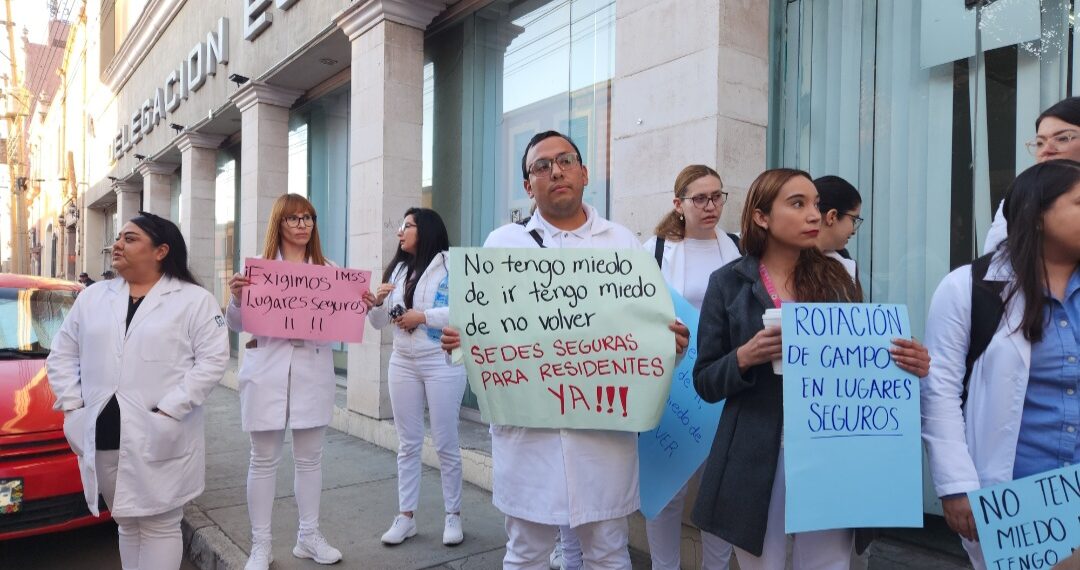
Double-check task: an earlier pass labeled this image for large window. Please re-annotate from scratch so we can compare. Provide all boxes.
[772,0,1074,339]
[287,87,351,374]
[424,0,616,247]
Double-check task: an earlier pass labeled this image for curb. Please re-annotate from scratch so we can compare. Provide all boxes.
[182,503,247,570]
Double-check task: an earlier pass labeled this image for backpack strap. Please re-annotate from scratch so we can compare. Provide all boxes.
[653,237,666,267]
[962,252,1007,403]
[528,229,546,248]
[726,233,740,251]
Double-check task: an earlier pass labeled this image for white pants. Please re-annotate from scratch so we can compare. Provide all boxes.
[505,515,631,570]
[559,524,583,570]
[734,451,853,570]
[962,537,987,570]
[247,426,327,543]
[96,450,184,570]
[646,476,733,569]
[388,351,467,513]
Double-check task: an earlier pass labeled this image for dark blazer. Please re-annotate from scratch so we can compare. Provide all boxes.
[690,254,783,556]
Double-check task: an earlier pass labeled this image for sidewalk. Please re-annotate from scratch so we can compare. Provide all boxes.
[181,386,651,570]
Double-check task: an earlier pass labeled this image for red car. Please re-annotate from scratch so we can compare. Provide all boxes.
[0,274,108,540]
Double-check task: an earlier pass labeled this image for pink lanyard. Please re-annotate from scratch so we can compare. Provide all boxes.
[758,263,783,309]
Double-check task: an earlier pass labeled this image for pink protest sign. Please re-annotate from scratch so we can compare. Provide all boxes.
[240,258,371,342]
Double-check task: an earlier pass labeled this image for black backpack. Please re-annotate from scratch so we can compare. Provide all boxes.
[962,252,1007,402]
[652,234,740,267]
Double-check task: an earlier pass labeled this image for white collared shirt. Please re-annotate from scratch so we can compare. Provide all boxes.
[482,204,642,527]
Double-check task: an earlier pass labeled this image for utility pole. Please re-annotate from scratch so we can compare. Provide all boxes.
[3,0,27,274]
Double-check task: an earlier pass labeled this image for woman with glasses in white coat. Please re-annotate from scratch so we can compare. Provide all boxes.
[48,211,229,570]
[364,207,467,548]
[226,194,343,570]
[924,160,1080,570]
[641,164,739,570]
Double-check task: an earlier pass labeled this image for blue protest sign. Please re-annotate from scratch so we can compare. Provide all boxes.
[638,291,725,519]
[969,464,1080,569]
[781,303,923,533]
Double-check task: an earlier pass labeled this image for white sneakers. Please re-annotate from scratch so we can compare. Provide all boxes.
[244,540,273,570]
[381,513,465,546]
[292,529,343,565]
[549,540,565,569]
[381,514,418,545]
[443,513,464,546]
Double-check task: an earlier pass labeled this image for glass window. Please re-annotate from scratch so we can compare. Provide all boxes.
[772,0,1074,338]
[0,287,76,353]
[288,87,351,376]
[215,145,240,353]
[425,0,616,247]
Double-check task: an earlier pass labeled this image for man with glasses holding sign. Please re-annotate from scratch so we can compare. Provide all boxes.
[441,131,690,569]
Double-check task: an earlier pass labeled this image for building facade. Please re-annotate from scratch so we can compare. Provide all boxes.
[19,0,1077,566]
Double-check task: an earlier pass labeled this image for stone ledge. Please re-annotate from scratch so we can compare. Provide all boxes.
[182,504,246,570]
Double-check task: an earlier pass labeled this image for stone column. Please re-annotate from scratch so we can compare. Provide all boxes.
[230,82,302,260]
[335,0,447,419]
[136,161,178,218]
[611,0,769,238]
[178,132,226,289]
[113,181,142,226]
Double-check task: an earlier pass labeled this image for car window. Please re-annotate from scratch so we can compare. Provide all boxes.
[0,288,77,354]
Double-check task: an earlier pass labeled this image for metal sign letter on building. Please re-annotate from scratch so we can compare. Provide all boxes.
[112,18,230,160]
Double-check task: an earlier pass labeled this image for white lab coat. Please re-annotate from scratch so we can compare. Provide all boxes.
[922,250,1031,498]
[483,205,642,527]
[641,234,741,294]
[225,258,339,432]
[367,251,452,359]
[46,277,229,517]
[983,199,1007,255]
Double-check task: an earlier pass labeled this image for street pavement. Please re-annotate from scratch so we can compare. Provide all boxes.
[186,386,652,569]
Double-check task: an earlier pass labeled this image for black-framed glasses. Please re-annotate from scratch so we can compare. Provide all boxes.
[1025,131,1080,156]
[681,191,728,209]
[843,213,864,231]
[398,221,417,233]
[527,152,581,178]
[284,214,317,228]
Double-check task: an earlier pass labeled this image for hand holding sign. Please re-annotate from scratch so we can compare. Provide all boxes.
[450,248,676,431]
[968,464,1080,569]
[781,303,923,533]
[239,258,372,343]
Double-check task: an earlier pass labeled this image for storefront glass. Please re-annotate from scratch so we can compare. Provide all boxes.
[772,0,1074,337]
[424,0,616,247]
[288,86,351,374]
[215,145,240,353]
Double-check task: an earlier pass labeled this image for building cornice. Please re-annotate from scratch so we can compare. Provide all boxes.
[177,132,226,152]
[231,81,303,113]
[334,0,451,41]
[101,0,187,93]
[112,181,141,195]
[136,161,178,177]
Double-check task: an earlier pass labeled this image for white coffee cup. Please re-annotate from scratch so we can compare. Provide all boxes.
[761,308,783,375]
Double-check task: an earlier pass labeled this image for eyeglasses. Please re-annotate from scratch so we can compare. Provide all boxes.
[843,213,864,231]
[398,222,417,233]
[284,214,317,228]
[680,191,728,209]
[1025,131,1080,156]
[527,152,582,178]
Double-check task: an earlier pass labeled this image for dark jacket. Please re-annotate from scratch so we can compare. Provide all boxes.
[690,254,781,556]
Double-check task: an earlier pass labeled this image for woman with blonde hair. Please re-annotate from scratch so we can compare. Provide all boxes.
[690,169,929,569]
[227,194,343,569]
[642,164,739,570]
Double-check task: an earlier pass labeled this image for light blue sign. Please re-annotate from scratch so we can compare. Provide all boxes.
[782,303,923,533]
[969,464,1080,569]
[638,291,724,519]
